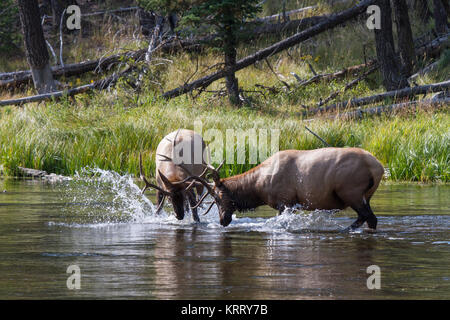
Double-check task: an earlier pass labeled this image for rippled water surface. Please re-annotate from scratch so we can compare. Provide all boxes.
[0,170,449,299]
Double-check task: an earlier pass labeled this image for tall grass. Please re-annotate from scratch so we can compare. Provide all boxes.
[0,92,448,182]
[0,0,448,182]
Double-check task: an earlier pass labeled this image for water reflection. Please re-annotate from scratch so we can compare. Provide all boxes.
[0,179,449,299]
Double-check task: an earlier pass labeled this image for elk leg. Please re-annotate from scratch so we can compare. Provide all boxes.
[187,190,200,222]
[364,201,377,230]
[155,190,164,214]
[336,185,377,231]
[350,201,377,231]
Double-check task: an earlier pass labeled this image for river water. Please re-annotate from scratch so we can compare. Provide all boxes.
[0,169,449,299]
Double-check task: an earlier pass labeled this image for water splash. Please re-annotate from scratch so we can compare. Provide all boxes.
[226,205,344,233]
[60,167,159,224]
[57,168,346,233]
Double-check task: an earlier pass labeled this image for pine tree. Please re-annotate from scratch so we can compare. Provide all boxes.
[138,0,262,105]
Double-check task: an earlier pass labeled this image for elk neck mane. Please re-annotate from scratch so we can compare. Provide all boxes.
[220,165,264,212]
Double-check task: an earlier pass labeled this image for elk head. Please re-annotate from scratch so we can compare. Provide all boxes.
[179,161,236,226]
[139,152,186,219]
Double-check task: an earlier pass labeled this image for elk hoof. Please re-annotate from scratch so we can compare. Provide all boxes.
[339,226,353,233]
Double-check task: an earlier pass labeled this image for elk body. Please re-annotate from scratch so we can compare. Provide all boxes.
[187,147,384,230]
[139,129,208,222]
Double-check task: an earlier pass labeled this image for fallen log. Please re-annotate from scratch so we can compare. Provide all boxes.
[19,2,440,91]
[17,166,71,181]
[248,15,329,36]
[162,0,376,99]
[0,49,146,89]
[0,14,327,89]
[82,6,140,17]
[415,32,449,58]
[308,80,450,115]
[334,98,450,119]
[18,167,48,178]
[304,97,449,122]
[316,64,379,107]
[0,63,137,107]
[408,60,440,84]
[254,6,318,23]
[0,84,94,106]
[14,4,439,92]
[293,59,377,87]
[254,0,353,23]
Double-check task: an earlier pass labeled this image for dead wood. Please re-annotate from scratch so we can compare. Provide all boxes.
[308,80,450,115]
[161,0,376,99]
[0,63,137,107]
[254,6,318,23]
[0,49,146,89]
[334,98,450,119]
[316,64,379,107]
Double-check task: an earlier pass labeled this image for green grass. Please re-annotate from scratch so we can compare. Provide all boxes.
[0,0,448,183]
[0,92,448,182]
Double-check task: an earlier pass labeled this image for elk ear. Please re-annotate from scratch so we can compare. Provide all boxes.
[158,170,175,191]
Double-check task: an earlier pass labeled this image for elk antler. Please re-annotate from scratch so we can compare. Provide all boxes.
[180,160,225,213]
[139,152,171,196]
[203,160,224,183]
[139,152,172,213]
[202,201,216,216]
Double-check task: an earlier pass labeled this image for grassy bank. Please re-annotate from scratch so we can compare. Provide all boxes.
[0,1,448,183]
[0,94,448,182]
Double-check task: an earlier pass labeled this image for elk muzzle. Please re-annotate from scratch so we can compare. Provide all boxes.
[219,210,233,227]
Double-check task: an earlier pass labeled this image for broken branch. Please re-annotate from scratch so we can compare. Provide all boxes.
[308,80,450,115]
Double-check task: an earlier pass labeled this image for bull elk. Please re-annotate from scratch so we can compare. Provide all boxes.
[139,129,209,222]
[180,147,385,231]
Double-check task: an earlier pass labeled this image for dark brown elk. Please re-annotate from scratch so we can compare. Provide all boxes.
[181,147,385,231]
[139,129,209,222]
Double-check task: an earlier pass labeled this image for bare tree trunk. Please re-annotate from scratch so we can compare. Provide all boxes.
[414,0,432,23]
[373,0,407,90]
[18,0,56,94]
[392,0,416,77]
[433,0,449,34]
[223,13,240,105]
[145,16,164,63]
[224,46,240,105]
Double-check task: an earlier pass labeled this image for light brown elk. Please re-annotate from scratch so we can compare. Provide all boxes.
[139,129,209,222]
[181,147,385,230]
